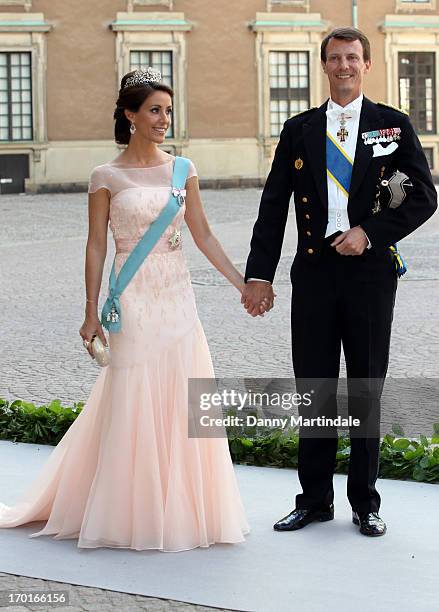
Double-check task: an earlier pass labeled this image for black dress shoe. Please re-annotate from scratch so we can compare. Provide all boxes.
[273,504,334,531]
[352,511,387,536]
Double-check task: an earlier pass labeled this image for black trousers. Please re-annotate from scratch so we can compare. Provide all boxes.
[290,239,397,514]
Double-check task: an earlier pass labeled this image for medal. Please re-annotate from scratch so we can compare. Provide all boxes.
[172,187,186,206]
[337,112,351,143]
[362,127,401,145]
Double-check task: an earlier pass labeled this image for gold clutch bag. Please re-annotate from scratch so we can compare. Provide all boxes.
[91,335,111,367]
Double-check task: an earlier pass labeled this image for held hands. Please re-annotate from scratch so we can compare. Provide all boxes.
[239,226,368,318]
[331,226,369,256]
[241,280,276,317]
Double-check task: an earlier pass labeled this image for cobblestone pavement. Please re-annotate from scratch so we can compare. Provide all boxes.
[0,573,228,611]
[1,189,438,422]
[0,188,439,610]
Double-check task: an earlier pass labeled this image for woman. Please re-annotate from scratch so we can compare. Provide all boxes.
[0,68,272,551]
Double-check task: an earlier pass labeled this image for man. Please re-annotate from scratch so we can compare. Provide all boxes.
[242,27,437,536]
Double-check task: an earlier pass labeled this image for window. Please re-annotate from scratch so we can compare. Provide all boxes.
[267,0,309,8]
[397,0,436,9]
[0,52,33,142]
[0,0,32,9]
[269,51,309,137]
[130,50,172,86]
[130,50,174,138]
[422,147,434,168]
[127,0,173,7]
[399,52,436,134]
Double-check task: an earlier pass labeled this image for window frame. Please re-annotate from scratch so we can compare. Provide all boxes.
[0,43,40,147]
[398,51,437,135]
[0,14,51,151]
[266,0,310,9]
[259,42,322,144]
[268,50,311,137]
[250,12,327,176]
[0,1,32,10]
[396,0,436,11]
[422,146,434,168]
[126,0,173,9]
[129,48,175,139]
[112,12,191,149]
[123,42,181,141]
[0,50,33,142]
[381,15,439,171]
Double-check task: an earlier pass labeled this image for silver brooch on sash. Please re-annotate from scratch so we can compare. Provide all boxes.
[107,306,119,323]
[168,228,182,249]
[172,187,186,207]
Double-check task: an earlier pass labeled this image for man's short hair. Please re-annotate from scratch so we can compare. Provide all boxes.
[321,27,371,63]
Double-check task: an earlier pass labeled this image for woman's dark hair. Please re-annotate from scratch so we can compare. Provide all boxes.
[321,27,371,63]
[113,71,174,145]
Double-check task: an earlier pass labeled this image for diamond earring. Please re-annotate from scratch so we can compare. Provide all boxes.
[130,122,136,135]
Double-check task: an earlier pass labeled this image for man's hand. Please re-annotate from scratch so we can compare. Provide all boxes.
[241,281,275,317]
[331,226,368,256]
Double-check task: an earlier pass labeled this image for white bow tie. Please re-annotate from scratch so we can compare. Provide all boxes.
[326,107,359,122]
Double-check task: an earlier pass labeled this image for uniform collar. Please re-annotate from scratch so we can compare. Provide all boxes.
[327,93,364,115]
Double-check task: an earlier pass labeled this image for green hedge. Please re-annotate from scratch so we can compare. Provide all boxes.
[1,398,438,483]
[229,426,439,483]
[0,398,84,446]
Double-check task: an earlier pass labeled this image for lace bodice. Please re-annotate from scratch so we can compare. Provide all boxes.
[87,157,197,253]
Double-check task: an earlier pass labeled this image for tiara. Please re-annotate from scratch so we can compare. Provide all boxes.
[124,67,162,89]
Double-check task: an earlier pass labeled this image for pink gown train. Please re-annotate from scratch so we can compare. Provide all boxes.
[0,157,250,551]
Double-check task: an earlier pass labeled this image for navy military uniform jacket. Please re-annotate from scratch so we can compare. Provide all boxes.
[245,97,437,283]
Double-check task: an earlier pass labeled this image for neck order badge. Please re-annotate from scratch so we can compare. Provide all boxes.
[337,112,352,143]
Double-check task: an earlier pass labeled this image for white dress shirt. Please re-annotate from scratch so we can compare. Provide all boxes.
[325,93,363,238]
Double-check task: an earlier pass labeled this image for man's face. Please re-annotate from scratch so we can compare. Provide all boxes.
[322,38,371,100]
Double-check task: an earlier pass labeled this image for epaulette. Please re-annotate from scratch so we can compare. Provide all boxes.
[377,102,409,116]
[290,107,317,119]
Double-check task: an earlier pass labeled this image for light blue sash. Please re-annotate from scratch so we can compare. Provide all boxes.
[101,156,190,333]
[326,132,353,197]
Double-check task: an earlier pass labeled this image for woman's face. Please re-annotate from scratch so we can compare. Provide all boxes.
[127,90,173,144]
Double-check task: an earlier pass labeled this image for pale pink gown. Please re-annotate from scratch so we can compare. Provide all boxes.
[0,157,250,551]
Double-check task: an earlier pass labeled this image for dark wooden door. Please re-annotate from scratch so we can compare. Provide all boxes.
[0,154,29,194]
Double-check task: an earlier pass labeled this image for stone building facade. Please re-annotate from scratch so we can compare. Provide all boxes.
[0,0,438,192]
